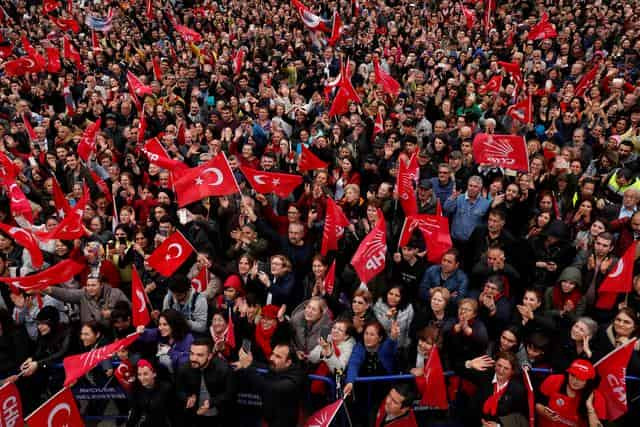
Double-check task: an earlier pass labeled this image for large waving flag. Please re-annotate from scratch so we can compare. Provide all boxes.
[351,212,387,283]
[291,0,330,32]
[373,58,401,97]
[321,197,350,256]
[596,242,637,310]
[0,223,43,268]
[85,8,114,32]
[595,338,638,420]
[173,154,239,207]
[0,259,85,291]
[239,166,302,198]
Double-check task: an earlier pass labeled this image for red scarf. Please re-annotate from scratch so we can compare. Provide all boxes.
[483,380,509,416]
[552,285,583,310]
[255,321,277,358]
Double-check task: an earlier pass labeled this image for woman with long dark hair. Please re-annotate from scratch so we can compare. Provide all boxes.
[137,309,193,376]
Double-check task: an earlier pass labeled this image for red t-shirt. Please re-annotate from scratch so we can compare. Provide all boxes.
[539,374,606,427]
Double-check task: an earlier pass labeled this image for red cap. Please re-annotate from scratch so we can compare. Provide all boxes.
[137,359,155,372]
[223,275,244,294]
[261,304,280,319]
[567,359,595,381]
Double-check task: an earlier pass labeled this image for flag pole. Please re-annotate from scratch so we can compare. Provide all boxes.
[397,217,407,251]
[593,337,638,367]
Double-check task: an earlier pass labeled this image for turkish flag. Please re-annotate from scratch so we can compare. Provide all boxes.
[321,197,350,255]
[397,159,418,216]
[292,0,330,32]
[298,145,328,172]
[461,4,475,30]
[0,259,85,291]
[8,182,33,223]
[142,137,188,170]
[77,118,102,161]
[233,48,245,75]
[506,96,533,124]
[373,110,384,139]
[152,56,162,81]
[323,260,336,295]
[21,37,46,71]
[398,214,452,263]
[145,0,153,19]
[417,347,448,409]
[328,62,361,117]
[527,13,557,40]
[596,242,638,310]
[575,64,601,98]
[43,0,61,14]
[595,338,638,420]
[24,388,82,427]
[175,24,202,43]
[147,231,194,277]
[328,11,343,46]
[50,16,80,33]
[4,57,41,77]
[498,61,523,91]
[191,265,208,292]
[173,154,239,207]
[126,71,153,97]
[114,359,135,393]
[303,398,344,427]
[89,170,112,203]
[177,122,186,145]
[0,223,43,268]
[0,153,18,185]
[351,212,387,284]
[478,75,503,95]
[473,133,529,171]
[239,166,303,198]
[131,266,150,327]
[523,368,535,427]
[63,36,84,72]
[21,114,37,142]
[35,211,86,241]
[45,46,61,73]
[63,333,141,386]
[0,382,23,427]
[373,58,401,97]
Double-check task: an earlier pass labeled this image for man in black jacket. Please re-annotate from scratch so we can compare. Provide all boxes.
[233,342,307,427]
[176,338,235,426]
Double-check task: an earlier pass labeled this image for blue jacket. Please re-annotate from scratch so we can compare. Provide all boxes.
[430,178,455,204]
[140,328,193,371]
[443,193,490,241]
[418,265,469,303]
[345,339,397,385]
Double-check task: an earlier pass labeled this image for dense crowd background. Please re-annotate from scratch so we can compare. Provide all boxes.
[1,0,640,426]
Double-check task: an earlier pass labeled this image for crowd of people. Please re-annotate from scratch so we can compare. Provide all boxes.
[1,0,640,426]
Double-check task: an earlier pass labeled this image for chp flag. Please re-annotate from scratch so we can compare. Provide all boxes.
[595,338,638,420]
[398,214,452,264]
[147,231,195,277]
[351,211,387,284]
[24,388,82,427]
[0,382,23,427]
[472,133,529,172]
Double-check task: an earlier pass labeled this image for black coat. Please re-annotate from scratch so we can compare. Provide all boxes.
[175,359,235,419]
[127,380,174,427]
[464,368,528,425]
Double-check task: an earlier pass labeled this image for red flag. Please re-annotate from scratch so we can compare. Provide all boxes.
[0,153,18,185]
[177,122,186,145]
[478,75,503,95]
[43,0,61,14]
[232,48,245,75]
[351,213,387,284]
[51,177,70,218]
[372,110,384,139]
[152,56,162,81]
[45,46,61,73]
[191,265,208,292]
[303,399,344,427]
[399,214,452,263]
[0,223,43,268]
[173,154,239,207]
[506,96,533,124]
[523,368,535,427]
[291,0,331,33]
[34,209,88,242]
[145,0,153,19]
[461,4,475,30]
[328,61,361,117]
[126,71,153,97]
[397,159,418,216]
[91,31,101,53]
[595,338,638,420]
[328,11,343,46]
[62,36,84,72]
[131,266,150,327]
[24,388,82,427]
[142,137,188,170]
[436,199,443,217]
[0,382,23,427]
[323,260,336,295]
[175,25,202,43]
[498,61,524,92]
[8,183,33,223]
[575,64,601,98]
[21,37,46,71]
[63,333,141,387]
[114,359,135,393]
[89,170,112,203]
[406,153,419,183]
[77,118,102,161]
[373,58,401,97]
[298,145,328,172]
[147,231,195,277]
[321,197,350,255]
[0,259,85,291]
[239,166,303,198]
[137,108,147,145]
[472,133,529,171]
[50,16,80,33]
[527,13,557,40]
[484,0,495,33]
[22,114,37,141]
[596,242,637,310]
[0,41,13,59]
[418,347,448,409]
[226,309,236,349]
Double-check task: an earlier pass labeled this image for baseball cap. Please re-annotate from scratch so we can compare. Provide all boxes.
[566,359,595,381]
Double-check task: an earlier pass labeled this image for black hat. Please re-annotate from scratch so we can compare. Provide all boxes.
[418,179,432,190]
[36,306,60,328]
